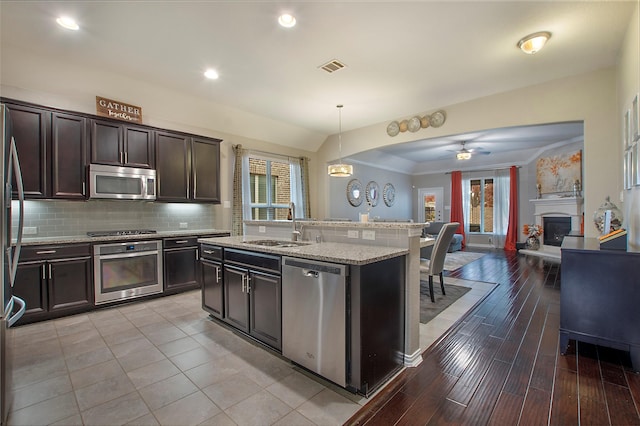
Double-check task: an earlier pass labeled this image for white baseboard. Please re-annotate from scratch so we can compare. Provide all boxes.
[466,243,494,249]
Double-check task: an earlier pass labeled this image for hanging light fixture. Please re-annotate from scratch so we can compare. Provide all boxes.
[328,104,353,177]
[517,31,551,55]
[456,141,472,160]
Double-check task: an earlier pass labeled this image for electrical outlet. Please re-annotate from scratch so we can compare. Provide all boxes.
[362,230,376,240]
[488,237,492,243]
[23,226,37,235]
[259,226,266,233]
[179,222,188,229]
[348,230,359,239]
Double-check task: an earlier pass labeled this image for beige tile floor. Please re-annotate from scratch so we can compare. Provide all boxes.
[7,282,493,426]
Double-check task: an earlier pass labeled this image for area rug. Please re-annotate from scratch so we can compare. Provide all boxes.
[421,251,487,271]
[420,281,471,324]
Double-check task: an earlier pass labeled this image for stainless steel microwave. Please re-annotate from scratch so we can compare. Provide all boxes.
[89,164,156,200]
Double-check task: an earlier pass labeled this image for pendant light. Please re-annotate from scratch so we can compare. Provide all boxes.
[328,104,354,177]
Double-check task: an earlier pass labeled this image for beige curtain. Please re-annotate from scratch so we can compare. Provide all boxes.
[231,144,247,236]
[299,156,311,218]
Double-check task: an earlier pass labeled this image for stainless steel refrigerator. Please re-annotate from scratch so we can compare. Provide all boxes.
[0,104,26,426]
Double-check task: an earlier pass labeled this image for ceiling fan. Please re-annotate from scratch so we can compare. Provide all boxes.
[451,141,491,160]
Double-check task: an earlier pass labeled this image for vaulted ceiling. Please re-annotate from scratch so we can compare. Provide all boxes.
[0,1,634,170]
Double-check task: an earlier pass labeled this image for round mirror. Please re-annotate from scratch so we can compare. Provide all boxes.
[365,181,379,207]
[346,179,363,207]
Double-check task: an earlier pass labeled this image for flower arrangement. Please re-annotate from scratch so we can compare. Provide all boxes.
[523,224,543,238]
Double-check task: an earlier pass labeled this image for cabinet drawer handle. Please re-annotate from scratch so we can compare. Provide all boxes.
[175,240,189,244]
[203,250,214,254]
[48,264,52,280]
[36,250,57,255]
[215,266,221,282]
[42,264,46,280]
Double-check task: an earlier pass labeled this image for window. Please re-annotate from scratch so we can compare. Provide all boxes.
[469,178,493,233]
[248,157,297,220]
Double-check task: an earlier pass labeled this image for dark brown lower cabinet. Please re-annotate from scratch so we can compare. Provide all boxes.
[13,244,93,325]
[222,249,282,351]
[163,237,199,293]
[201,258,224,319]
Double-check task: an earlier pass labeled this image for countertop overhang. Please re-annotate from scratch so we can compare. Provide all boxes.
[199,236,408,266]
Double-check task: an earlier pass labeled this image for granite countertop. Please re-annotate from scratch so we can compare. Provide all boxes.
[244,220,425,230]
[18,229,231,246]
[198,236,408,266]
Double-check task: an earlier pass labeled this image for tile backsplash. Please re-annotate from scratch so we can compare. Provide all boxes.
[12,200,217,238]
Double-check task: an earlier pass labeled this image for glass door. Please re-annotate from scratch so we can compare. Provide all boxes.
[417,187,443,223]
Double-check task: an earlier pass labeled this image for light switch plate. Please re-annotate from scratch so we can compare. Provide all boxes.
[348,230,359,239]
[223,200,231,208]
[362,230,376,240]
[259,226,266,233]
[179,222,188,229]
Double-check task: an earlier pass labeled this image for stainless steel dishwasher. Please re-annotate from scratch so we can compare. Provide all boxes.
[282,256,348,387]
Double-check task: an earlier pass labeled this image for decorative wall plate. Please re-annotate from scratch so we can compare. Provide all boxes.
[365,181,379,207]
[429,110,446,128]
[346,179,363,207]
[386,121,400,137]
[408,116,421,133]
[383,183,396,207]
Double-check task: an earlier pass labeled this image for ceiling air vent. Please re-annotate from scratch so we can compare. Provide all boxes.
[319,59,346,73]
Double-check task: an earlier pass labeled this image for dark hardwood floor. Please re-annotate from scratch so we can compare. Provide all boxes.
[347,249,640,426]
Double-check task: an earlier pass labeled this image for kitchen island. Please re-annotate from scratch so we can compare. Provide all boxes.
[198,235,408,396]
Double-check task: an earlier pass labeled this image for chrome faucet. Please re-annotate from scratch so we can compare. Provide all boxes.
[290,201,301,241]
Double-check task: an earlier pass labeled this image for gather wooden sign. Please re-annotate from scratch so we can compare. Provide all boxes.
[96,96,143,124]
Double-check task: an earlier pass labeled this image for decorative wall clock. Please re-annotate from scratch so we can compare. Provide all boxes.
[346,179,363,207]
[365,181,379,207]
[383,183,396,207]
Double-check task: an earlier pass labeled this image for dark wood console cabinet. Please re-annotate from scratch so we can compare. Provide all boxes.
[560,237,640,371]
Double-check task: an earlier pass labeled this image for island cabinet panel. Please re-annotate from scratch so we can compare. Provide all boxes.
[91,119,154,168]
[223,264,251,333]
[12,244,94,325]
[155,131,191,202]
[191,137,221,203]
[6,103,50,198]
[51,112,88,198]
[560,238,640,371]
[201,246,224,319]
[220,248,282,350]
[349,255,405,396]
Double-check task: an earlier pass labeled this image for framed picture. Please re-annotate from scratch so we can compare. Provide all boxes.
[633,94,640,142]
[624,150,631,190]
[635,143,640,186]
[624,109,631,149]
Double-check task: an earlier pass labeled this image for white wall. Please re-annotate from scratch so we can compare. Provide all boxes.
[327,163,412,221]
[317,69,619,239]
[618,2,640,250]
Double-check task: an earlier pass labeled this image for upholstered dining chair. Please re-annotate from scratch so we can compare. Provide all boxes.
[419,222,460,302]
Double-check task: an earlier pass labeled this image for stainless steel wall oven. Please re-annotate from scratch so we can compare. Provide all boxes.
[93,240,163,305]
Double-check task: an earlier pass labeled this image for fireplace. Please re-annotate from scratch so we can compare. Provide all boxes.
[530,197,583,256]
[543,217,571,247]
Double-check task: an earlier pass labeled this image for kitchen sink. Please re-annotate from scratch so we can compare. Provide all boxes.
[243,240,311,248]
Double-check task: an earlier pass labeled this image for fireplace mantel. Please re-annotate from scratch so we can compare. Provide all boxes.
[529,197,584,255]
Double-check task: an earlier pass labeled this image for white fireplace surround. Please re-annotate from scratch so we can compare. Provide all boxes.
[529,197,584,256]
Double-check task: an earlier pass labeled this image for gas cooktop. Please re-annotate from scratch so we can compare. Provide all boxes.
[87,229,157,237]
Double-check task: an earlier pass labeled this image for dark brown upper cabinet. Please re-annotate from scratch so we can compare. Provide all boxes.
[5,102,88,200]
[91,119,154,169]
[156,131,221,203]
[191,137,221,203]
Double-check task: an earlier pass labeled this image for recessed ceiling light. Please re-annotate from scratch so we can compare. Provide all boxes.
[278,14,296,28]
[204,69,219,80]
[56,16,79,31]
